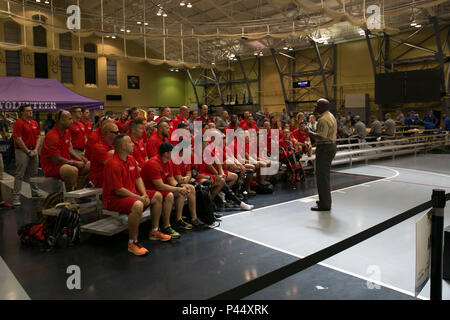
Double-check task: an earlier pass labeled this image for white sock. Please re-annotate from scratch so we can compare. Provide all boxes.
[152,228,158,232]
[128,239,135,244]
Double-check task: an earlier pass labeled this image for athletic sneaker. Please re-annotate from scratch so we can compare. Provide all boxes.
[191,218,206,228]
[149,229,171,241]
[240,202,254,210]
[12,196,21,206]
[175,218,193,230]
[0,201,13,208]
[127,240,149,256]
[162,226,180,239]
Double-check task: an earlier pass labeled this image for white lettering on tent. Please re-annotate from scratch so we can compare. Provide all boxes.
[66,5,81,30]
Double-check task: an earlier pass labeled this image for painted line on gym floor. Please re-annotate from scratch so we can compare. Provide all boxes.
[215,228,428,300]
[0,257,31,300]
[221,167,399,220]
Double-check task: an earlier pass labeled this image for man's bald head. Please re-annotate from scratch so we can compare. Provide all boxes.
[180,105,189,118]
[102,122,118,135]
[57,110,73,130]
[315,98,331,114]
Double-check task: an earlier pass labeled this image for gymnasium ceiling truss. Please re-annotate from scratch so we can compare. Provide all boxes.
[2,0,450,68]
[271,42,337,113]
[187,56,260,110]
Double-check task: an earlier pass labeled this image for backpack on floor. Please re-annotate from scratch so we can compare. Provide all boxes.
[37,192,64,224]
[18,223,49,247]
[46,203,81,249]
[195,183,217,226]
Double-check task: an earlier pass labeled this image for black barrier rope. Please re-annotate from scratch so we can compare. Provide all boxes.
[210,192,450,300]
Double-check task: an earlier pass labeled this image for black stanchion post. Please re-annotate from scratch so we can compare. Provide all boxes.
[431,189,446,301]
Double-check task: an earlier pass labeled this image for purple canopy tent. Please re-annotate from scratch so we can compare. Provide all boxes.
[0,76,104,112]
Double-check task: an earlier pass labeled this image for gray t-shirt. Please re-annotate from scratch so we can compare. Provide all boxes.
[370,120,382,135]
[384,119,396,136]
[396,113,405,125]
[354,121,367,138]
[216,117,229,131]
[340,126,353,137]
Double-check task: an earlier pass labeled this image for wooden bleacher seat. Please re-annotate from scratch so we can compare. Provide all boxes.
[81,208,152,236]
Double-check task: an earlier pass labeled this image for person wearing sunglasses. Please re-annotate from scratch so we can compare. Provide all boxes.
[89,122,119,188]
[69,106,87,159]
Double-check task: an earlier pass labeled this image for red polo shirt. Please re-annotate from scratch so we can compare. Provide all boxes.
[81,120,93,135]
[13,118,40,148]
[225,124,239,131]
[195,115,211,124]
[89,137,114,187]
[102,154,140,207]
[40,126,71,177]
[146,131,169,158]
[69,120,86,149]
[116,119,126,134]
[131,137,147,169]
[141,155,174,190]
[173,161,191,177]
[292,128,308,144]
[240,121,259,131]
[170,114,187,133]
[85,128,102,161]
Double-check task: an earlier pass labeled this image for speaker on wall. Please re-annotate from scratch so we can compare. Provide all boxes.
[106,95,122,101]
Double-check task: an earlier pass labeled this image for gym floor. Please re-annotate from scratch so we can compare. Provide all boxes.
[0,151,449,300]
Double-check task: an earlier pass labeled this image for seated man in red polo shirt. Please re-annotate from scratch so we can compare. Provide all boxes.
[85,116,115,161]
[103,134,168,256]
[81,108,93,135]
[195,105,211,124]
[147,119,170,158]
[142,142,195,239]
[240,115,259,132]
[40,110,90,191]
[89,122,118,187]
[69,106,87,158]
[129,119,148,170]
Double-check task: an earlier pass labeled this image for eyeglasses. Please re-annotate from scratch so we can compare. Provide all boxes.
[110,131,119,135]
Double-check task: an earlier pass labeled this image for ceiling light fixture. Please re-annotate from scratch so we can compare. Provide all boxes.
[126,29,131,33]
[180,1,185,6]
[111,35,116,39]
[137,21,142,25]
[259,52,263,56]
[44,0,49,4]
[144,22,148,26]
[36,0,41,3]
[157,9,162,16]
[283,46,288,50]
[162,12,167,17]
[187,2,192,8]
[120,28,125,32]
[253,52,258,56]
[415,23,422,28]
[288,47,294,51]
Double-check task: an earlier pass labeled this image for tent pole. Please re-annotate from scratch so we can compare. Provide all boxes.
[143,0,146,60]
[101,0,104,56]
[22,0,26,47]
[123,0,126,58]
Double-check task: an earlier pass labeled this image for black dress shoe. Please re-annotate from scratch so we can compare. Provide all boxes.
[311,206,330,211]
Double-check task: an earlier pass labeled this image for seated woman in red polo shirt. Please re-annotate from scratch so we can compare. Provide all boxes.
[141,142,194,239]
[102,134,168,256]
[40,110,90,191]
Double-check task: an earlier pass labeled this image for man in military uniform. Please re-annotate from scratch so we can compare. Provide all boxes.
[302,99,337,211]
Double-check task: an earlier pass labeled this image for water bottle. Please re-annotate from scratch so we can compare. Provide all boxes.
[243,190,248,203]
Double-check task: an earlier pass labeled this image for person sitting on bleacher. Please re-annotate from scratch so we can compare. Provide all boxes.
[382,113,396,137]
[80,108,93,135]
[103,134,167,256]
[147,119,170,158]
[340,119,354,138]
[85,116,115,161]
[443,114,450,132]
[367,115,382,141]
[141,142,193,239]
[353,116,367,140]
[115,109,129,134]
[40,110,91,191]
[293,122,313,157]
[89,122,118,188]
[395,109,405,126]
[423,110,438,127]
[404,111,421,127]
[129,119,148,170]
[69,106,87,159]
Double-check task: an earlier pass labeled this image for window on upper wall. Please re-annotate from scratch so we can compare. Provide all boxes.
[59,32,72,50]
[60,56,73,84]
[4,22,21,44]
[106,59,117,86]
[84,43,97,85]
[5,51,21,76]
[32,15,47,47]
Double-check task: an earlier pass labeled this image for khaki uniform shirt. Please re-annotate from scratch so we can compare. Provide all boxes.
[316,111,337,144]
